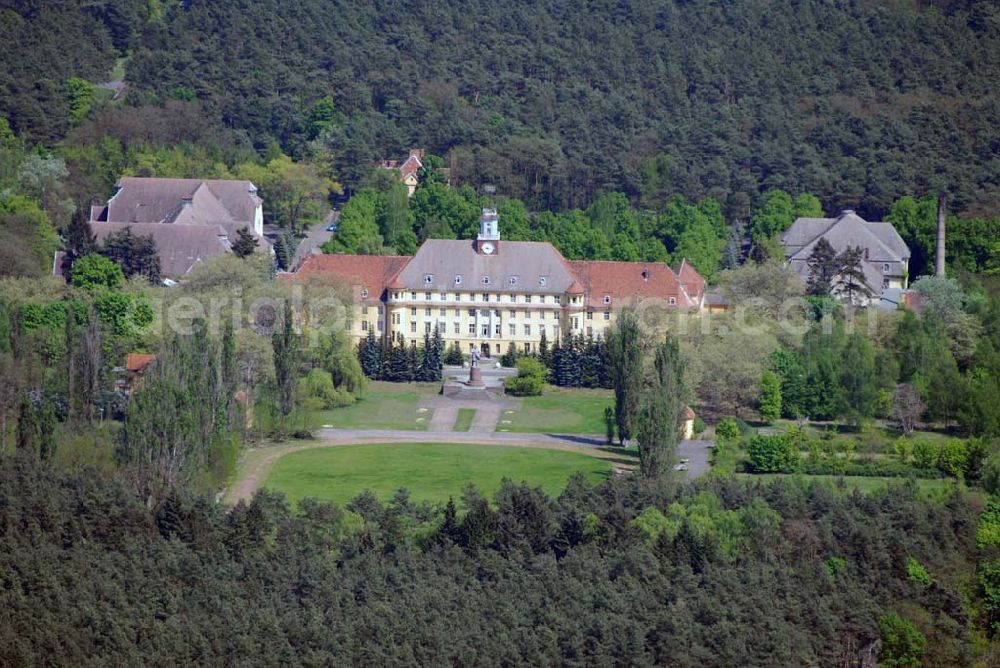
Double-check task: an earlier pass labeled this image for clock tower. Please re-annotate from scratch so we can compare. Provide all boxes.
[476,207,500,255]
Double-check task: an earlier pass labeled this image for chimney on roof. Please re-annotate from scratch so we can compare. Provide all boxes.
[840,209,855,217]
[935,194,947,277]
[181,196,193,209]
[641,269,649,282]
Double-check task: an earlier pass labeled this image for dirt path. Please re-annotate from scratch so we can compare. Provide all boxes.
[224,429,636,505]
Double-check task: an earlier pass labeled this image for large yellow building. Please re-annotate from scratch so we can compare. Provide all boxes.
[291,209,706,357]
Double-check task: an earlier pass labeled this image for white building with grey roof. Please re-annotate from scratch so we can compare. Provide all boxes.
[780,209,910,305]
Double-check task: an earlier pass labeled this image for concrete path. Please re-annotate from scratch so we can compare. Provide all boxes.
[676,439,712,479]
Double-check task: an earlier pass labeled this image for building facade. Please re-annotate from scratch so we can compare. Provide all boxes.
[292,209,706,356]
[780,209,910,305]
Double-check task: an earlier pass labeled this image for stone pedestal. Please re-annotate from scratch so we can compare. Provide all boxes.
[468,366,485,387]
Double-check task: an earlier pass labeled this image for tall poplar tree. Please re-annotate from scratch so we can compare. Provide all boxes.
[608,309,642,446]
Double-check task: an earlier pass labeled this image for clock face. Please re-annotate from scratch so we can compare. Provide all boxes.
[481,242,495,255]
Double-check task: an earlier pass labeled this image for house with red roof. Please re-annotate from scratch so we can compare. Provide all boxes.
[287,208,706,357]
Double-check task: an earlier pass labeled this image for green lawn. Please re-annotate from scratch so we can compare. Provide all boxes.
[310,381,438,431]
[500,386,613,434]
[453,409,475,432]
[264,443,612,505]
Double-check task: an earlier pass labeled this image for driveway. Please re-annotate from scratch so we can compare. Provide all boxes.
[676,439,712,480]
[292,210,339,267]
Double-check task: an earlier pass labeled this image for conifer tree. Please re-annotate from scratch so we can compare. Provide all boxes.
[637,336,683,478]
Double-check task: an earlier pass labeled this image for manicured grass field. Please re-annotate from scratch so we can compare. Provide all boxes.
[264,443,612,505]
[453,409,475,432]
[500,385,613,434]
[311,381,438,431]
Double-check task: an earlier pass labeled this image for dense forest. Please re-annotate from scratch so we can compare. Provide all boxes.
[4,0,1000,216]
[0,452,989,666]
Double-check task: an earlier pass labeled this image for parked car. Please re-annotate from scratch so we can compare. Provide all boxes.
[325,223,338,232]
[673,463,689,472]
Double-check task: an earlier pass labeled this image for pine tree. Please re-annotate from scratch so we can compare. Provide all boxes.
[501,342,519,368]
[231,226,260,258]
[406,340,419,382]
[538,330,551,367]
[428,327,443,381]
[835,246,873,304]
[443,340,464,366]
[358,330,381,378]
[806,237,839,296]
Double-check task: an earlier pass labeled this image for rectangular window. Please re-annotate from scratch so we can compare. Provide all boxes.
[524,295,533,303]
[523,343,532,354]
[454,293,461,301]
[509,323,516,336]
[410,307,417,316]
[494,323,501,335]
[440,293,446,301]
[525,310,532,319]
[509,310,516,319]
[377,305,384,314]
[361,306,368,315]
[425,292,431,300]
[362,320,369,331]
[411,292,417,300]
[425,322,431,333]
[425,307,431,316]
[410,322,416,333]
[524,324,531,335]
[453,308,459,317]
[482,293,489,301]
[453,322,460,334]
[467,308,475,317]
[440,307,447,316]
[587,311,593,320]
[603,310,610,320]
[468,323,476,334]
[481,324,489,336]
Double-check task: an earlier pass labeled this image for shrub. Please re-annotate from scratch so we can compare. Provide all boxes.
[912,440,938,470]
[693,416,706,436]
[936,440,967,477]
[715,417,740,442]
[70,253,124,291]
[746,433,798,473]
[443,342,464,365]
[506,374,543,397]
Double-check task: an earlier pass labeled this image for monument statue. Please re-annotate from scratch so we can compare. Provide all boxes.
[468,347,484,386]
[471,348,480,368]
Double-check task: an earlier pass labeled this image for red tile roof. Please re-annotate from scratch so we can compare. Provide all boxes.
[567,260,702,309]
[125,353,156,373]
[290,254,410,302]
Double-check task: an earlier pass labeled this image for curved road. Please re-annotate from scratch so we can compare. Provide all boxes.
[225,429,711,505]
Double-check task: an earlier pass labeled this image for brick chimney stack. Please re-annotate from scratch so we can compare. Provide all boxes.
[935,194,947,277]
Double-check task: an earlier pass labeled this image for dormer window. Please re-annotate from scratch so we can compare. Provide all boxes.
[482,276,491,285]
[882,263,890,273]
[508,276,517,286]
[454,274,462,285]
[424,274,434,284]
[668,297,677,306]
[538,276,548,287]
[603,295,612,305]
[360,288,369,299]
